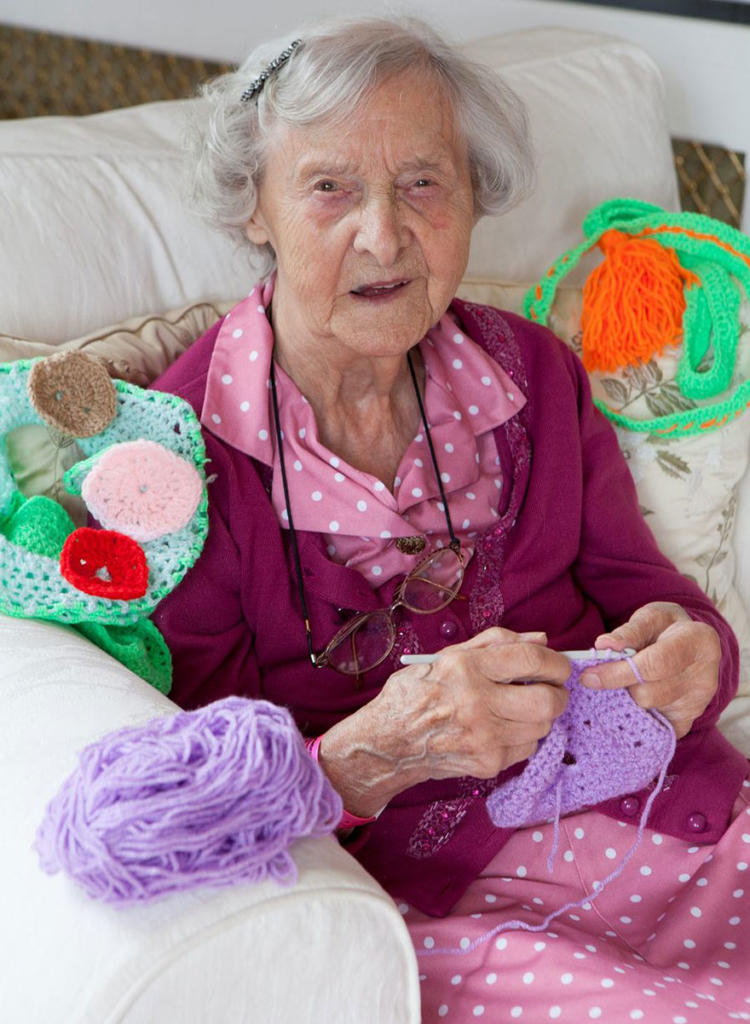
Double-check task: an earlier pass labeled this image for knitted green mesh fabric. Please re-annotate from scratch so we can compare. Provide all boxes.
[524,198,750,438]
[0,356,208,693]
[75,620,173,694]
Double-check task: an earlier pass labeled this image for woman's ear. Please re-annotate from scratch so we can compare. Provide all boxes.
[245,214,270,246]
[245,203,271,246]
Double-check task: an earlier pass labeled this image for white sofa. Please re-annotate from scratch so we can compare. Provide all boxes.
[1,27,748,1024]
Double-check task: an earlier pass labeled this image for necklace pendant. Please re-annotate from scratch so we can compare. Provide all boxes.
[395,535,426,555]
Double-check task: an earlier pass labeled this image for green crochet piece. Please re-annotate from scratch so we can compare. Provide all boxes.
[4,495,76,559]
[0,357,208,694]
[75,620,173,694]
[523,198,750,438]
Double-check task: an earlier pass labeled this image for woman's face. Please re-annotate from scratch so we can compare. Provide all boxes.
[246,71,476,361]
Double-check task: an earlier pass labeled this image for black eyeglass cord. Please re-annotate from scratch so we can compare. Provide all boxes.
[405,351,461,556]
[269,357,315,661]
[269,347,460,666]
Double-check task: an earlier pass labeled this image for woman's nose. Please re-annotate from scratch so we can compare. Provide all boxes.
[352,195,410,266]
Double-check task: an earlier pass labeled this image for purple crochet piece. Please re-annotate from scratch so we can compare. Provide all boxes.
[419,653,677,958]
[35,697,343,905]
[486,655,674,828]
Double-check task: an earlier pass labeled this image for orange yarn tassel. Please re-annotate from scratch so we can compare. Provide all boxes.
[581,229,699,372]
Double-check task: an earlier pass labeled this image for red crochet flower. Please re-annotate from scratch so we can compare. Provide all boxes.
[60,528,149,600]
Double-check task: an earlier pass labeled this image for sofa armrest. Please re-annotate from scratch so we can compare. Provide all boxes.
[0,617,420,1024]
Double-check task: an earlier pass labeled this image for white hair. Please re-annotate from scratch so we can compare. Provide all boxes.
[187,16,535,278]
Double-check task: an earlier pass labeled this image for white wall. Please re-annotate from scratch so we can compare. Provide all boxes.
[490,3,750,156]
[0,0,528,62]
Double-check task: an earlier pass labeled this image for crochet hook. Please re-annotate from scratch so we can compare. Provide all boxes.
[400,648,635,665]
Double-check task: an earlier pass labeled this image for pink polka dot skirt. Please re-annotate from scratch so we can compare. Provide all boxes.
[403,777,750,1021]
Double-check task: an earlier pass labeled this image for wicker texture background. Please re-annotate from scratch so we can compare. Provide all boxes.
[0,24,230,116]
[0,23,745,228]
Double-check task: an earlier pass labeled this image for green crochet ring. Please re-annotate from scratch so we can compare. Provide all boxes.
[0,357,208,693]
[524,198,750,438]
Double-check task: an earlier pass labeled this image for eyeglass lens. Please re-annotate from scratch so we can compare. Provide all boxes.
[399,545,464,612]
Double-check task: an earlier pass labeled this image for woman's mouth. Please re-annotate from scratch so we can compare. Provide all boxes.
[350,280,410,299]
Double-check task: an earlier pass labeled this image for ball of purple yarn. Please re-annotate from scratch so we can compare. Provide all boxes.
[35,697,343,905]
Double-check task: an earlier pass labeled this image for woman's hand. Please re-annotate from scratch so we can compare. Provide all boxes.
[318,627,571,819]
[580,601,721,739]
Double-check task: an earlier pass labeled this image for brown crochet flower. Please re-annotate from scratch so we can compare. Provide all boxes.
[28,351,117,438]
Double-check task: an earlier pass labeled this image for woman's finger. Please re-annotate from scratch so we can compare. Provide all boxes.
[593,601,689,654]
[579,656,644,692]
[580,617,720,740]
[434,637,570,687]
[486,680,570,727]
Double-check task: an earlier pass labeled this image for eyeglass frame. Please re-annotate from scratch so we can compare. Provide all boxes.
[311,543,466,675]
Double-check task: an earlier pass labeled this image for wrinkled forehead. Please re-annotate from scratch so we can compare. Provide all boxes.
[258,70,468,181]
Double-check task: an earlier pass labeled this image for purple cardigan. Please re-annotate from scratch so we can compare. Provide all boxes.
[153,299,747,917]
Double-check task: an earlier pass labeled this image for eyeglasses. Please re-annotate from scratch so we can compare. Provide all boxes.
[312,544,465,675]
[269,349,463,680]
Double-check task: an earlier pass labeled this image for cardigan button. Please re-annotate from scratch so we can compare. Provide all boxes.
[687,812,708,833]
[619,796,640,817]
[439,619,458,640]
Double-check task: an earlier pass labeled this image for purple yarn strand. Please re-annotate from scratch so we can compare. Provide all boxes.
[35,697,343,905]
[546,778,563,875]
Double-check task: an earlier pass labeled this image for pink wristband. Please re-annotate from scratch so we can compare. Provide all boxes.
[304,735,324,760]
[303,735,376,829]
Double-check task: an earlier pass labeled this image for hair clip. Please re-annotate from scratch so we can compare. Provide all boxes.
[240,39,302,102]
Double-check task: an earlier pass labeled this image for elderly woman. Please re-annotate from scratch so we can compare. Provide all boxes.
[153,17,749,1021]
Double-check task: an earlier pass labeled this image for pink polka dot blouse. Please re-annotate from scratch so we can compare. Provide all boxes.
[201,278,527,584]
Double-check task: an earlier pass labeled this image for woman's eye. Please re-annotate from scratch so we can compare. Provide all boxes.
[413,178,434,188]
[314,180,338,193]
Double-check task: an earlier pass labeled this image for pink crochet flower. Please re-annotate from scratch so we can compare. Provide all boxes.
[80,440,203,542]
